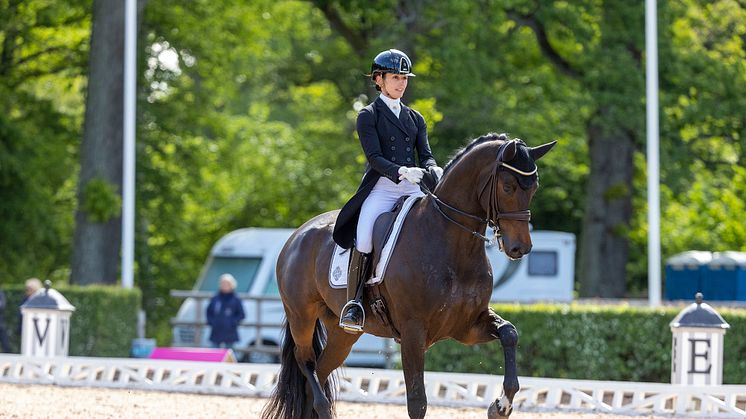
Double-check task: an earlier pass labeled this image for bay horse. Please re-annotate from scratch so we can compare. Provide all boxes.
[262,133,556,419]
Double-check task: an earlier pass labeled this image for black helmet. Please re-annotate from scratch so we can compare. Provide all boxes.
[370,49,416,80]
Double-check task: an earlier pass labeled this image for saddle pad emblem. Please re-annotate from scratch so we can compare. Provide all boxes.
[332,266,343,282]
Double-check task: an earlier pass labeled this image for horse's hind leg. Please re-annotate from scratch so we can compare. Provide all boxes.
[457,308,519,419]
[287,312,333,419]
[316,306,361,384]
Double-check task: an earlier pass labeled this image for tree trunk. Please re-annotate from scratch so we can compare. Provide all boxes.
[71,0,125,285]
[578,119,635,297]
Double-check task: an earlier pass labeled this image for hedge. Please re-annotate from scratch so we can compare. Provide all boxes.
[1,285,141,357]
[425,303,746,384]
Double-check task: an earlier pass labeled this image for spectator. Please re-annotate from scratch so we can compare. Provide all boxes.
[0,287,11,353]
[18,278,42,334]
[206,274,245,349]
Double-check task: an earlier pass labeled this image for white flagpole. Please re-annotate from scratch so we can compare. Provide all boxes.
[646,0,661,306]
[122,0,137,289]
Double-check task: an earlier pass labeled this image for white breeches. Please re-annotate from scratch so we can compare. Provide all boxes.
[356,176,423,253]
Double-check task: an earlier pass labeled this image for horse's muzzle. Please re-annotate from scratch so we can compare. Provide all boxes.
[504,242,531,260]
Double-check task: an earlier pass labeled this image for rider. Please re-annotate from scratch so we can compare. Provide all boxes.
[332,49,443,333]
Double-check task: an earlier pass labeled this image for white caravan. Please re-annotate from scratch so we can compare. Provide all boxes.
[486,230,576,302]
[172,228,575,366]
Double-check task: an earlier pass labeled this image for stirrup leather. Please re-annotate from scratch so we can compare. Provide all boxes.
[339,300,365,333]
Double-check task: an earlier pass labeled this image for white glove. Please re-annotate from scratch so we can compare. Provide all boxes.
[398,166,425,184]
[431,166,444,181]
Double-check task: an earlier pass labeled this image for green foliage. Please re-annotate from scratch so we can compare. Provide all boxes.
[82,178,122,223]
[425,303,746,384]
[0,0,88,284]
[1,285,140,357]
[1,0,745,342]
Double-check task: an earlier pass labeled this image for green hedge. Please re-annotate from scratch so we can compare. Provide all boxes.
[425,303,746,384]
[1,285,141,357]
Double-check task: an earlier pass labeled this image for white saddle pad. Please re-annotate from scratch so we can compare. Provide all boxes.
[329,194,423,289]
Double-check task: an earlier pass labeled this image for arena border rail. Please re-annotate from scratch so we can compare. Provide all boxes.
[1,354,744,417]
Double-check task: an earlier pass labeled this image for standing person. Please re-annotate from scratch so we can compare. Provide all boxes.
[206,274,245,349]
[332,49,443,333]
[17,278,42,335]
[0,287,11,353]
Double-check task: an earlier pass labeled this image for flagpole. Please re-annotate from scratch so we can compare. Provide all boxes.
[645,0,661,306]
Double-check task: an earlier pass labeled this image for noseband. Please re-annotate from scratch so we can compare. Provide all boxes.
[423,141,534,243]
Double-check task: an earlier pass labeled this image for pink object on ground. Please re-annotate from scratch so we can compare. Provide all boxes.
[148,347,236,363]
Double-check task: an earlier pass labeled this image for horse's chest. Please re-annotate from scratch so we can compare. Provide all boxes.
[425,266,492,308]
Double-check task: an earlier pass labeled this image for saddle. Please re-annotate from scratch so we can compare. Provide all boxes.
[371,195,410,270]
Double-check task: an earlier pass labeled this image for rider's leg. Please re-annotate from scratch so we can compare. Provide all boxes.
[339,179,399,332]
[339,248,370,333]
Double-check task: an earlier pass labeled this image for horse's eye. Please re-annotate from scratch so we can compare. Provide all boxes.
[502,182,515,194]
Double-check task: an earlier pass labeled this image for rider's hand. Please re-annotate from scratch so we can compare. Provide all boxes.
[398,166,425,184]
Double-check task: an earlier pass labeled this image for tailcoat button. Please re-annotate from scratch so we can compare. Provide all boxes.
[390,136,396,141]
[406,147,411,152]
[405,137,410,142]
[391,146,395,150]
[406,157,412,162]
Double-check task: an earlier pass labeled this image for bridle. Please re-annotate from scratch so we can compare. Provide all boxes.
[421,141,535,245]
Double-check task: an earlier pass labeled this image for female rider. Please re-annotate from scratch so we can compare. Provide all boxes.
[332,49,443,333]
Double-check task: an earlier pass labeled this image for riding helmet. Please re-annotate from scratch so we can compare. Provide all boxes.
[370,49,416,80]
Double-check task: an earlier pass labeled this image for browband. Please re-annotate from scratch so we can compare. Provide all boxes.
[499,162,537,177]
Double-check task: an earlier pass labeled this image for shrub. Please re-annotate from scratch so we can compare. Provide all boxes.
[1,284,140,357]
[425,303,746,384]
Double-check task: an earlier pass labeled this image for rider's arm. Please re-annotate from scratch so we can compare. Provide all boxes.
[357,108,401,183]
[412,110,437,169]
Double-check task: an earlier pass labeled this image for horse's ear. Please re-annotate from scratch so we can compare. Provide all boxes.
[529,141,557,161]
[501,140,518,162]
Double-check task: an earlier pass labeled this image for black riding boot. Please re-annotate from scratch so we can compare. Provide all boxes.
[339,249,371,333]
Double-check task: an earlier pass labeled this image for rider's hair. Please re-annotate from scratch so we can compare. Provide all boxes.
[372,71,383,91]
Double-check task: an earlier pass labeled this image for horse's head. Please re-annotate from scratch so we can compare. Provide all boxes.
[479,138,556,260]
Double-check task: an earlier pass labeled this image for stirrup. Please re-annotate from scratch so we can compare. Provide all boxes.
[339,300,365,333]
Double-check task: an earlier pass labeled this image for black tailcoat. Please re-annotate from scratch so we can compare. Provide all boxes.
[332,97,437,249]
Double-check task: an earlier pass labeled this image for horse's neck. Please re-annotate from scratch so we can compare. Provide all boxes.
[433,145,495,222]
[413,148,495,258]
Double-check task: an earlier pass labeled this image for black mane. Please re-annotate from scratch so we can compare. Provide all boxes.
[442,132,508,175]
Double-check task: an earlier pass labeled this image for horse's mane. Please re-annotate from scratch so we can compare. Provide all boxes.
[442,132,508,175]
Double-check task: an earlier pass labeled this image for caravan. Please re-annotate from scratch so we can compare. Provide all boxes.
[172,228,575,366]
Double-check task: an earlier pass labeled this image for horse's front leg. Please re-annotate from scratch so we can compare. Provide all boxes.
[400,323,428,419]
[458,309,519,419]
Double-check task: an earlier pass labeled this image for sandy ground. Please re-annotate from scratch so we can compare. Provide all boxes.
[0,383,669,419]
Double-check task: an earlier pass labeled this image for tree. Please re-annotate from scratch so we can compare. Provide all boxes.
[71,0,126,285]
[0,0,89,284]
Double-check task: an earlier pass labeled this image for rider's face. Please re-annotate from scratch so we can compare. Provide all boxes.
[377,73,408,99]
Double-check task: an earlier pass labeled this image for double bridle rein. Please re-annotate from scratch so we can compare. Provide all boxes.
[421,141,535,245]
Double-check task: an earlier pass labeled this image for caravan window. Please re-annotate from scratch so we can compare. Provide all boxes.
[264,268,280,295]
[527,251,558,277]
[199,256,262,292]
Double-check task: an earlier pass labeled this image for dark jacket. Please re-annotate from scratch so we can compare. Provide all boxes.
[17,295,28,334]
[333,97,437,248]
[206,292,245,344]
[0,290,6,322]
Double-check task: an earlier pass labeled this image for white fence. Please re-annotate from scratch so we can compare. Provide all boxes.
[1,354,745,417]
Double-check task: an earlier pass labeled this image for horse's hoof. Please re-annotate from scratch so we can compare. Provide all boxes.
[488,399,513,419]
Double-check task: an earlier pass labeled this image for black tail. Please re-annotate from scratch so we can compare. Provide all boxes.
[261,319,337,419]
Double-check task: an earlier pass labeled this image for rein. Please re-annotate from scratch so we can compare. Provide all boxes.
[421,141,533,245]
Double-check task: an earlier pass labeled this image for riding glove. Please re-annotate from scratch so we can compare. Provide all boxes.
[398,166,425,184]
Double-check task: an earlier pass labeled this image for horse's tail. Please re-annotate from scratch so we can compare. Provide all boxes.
[261,319,336,419]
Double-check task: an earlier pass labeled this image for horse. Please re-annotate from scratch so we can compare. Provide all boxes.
[261,133,556,419]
